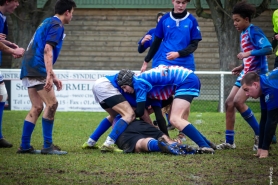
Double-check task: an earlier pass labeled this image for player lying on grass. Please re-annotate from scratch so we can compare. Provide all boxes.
[117,65,215,153]
[115,118,207,155]
[82,92,173,152]
[241,69,278,158]
[90,69,173,152]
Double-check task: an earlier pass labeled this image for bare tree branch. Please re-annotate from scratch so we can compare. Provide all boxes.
[195,0,212,19]
[35,0,56,27]
[254,0,271,18]
[213,0,231,19]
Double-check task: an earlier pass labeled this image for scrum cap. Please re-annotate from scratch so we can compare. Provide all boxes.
[117,69,135,87]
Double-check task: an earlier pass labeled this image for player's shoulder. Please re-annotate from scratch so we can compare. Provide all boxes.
[249,24,263,33]
[43,17,63,28]
[160,12,171,22]
[248,24,266,38]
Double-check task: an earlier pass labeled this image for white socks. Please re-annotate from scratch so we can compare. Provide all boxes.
[87,138,96,146]
[103,136,115,146]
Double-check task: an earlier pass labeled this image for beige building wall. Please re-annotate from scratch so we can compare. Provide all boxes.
[13,9,277,71]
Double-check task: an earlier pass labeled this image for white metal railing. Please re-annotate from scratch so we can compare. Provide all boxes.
[1,69,241,112]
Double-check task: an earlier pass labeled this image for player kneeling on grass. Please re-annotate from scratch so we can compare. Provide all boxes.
[118,65,215,153]
[241,69,278,158]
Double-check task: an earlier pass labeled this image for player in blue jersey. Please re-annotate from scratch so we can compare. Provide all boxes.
[83,73,171,152]
[117,66,215,153]
[140,0,201,72]
[17,0,76,155]
[0,0,25,148]
[138,11,176,132]
[138,12,165,68]
[241,69,278,158]
[216,1,272,151]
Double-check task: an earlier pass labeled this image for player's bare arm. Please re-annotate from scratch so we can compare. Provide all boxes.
[44,44,54,92]
[231,65,244,76]
[0,39,18,49]
[53,73,63,91]
[140,61,148,73]
[0,42,24,56]
[237,51,251,60]
[140,109,153,125]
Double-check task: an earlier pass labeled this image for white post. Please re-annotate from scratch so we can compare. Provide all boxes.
[220,73,224,113]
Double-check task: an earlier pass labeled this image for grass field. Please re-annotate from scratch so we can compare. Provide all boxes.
[0,111,277,185]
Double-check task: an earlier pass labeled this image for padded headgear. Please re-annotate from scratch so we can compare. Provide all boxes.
[117,69,135,87]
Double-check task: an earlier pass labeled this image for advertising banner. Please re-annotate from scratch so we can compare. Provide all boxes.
[1,69,119,111]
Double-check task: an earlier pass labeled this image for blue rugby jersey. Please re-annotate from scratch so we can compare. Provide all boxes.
[154,12,202,71]
[105,74,162,107]
[20,16,64,79]
[237,24,270,81]
[260,68,278,110]
[138,28,163,68]
[134,65,193,101]
[0,12,8,66]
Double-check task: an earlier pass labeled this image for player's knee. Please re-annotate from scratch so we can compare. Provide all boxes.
[169,117,179,126]
[225,98,234,108]
[33,104,43,116]
[47,101,58,119]
[125,113,135,123]
[135,139,144,153]
[233,99,244,110]
[0,84,8,102]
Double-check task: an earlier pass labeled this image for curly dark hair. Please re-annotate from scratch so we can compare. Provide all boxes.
[232,1,256,22]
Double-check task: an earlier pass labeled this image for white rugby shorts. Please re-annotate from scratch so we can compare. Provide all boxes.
[92,77,121,103]
[22,77,46,88]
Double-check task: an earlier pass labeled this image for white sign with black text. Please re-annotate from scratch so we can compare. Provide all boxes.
[1,69,119,111]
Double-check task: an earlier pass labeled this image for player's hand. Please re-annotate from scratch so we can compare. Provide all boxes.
[44,75,54,92]
[140,61,148,73]
[0,33,6,40]
[275,34,278,40]
[53,78,62,91]
[232,65,243,76]
[141,35,152,45]
[237,52,250,60]
[166,52,179,60]
[12,54,21,59]
[12,47,25,57]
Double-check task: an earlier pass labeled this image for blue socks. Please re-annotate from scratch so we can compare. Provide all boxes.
[90,118,112,141]
[225,130,235,144]
[147,139,161,152]
[42,118,54,148]
[198,131,211,146]
[182,124,210,147]
[0,102,4,139]
[108,118,128,142]
[241,108,259,135]
[20,120,35,150]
